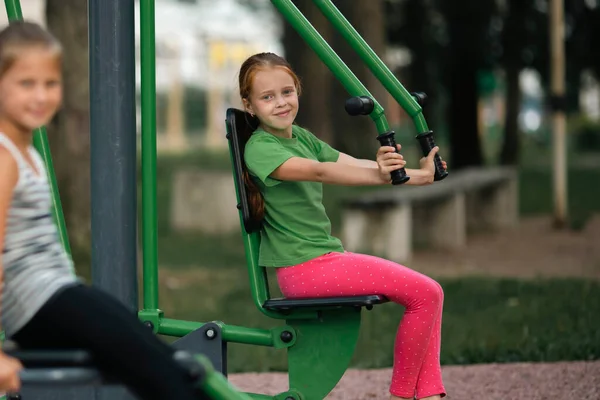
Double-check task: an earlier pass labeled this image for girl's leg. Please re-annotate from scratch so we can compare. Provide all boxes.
[12,284,206,400]
[276,252,446,399]
[415,281,445,400]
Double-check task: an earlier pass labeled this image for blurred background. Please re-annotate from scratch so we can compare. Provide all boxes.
[7,0,599,373]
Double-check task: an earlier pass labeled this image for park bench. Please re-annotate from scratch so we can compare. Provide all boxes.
[341,166,519,262]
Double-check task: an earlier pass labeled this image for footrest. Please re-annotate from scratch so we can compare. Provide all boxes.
[6,350,93,368]
[263,295,388,312]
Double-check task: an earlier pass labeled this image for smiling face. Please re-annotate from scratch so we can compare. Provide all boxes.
[243,67,299,138]
[0,46,62,137]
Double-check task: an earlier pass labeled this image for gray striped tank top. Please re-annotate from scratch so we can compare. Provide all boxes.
[0,133,79,338]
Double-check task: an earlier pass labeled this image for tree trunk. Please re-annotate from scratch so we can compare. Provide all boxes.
[46,0,91,263]
[500,63,521,165]
[439,0,494,169]
[282,0,334,143]
[446,61,483,168]
[330,0,387,159]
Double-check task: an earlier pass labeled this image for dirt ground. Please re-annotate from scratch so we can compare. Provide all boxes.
[229,361,600,399]
[409,215,600,281]
[228,215,600,399]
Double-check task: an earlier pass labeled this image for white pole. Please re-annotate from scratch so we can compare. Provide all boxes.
[550,0,568,227]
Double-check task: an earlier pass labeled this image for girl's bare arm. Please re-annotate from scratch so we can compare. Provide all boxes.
[335,150,435,186]
[271,156,392,186]
[336,152,378,169]
[0,148,18,334]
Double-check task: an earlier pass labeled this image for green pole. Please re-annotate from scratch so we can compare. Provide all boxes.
[140,0,159,310]
[4,0,73,259]
[312,0,429,133]
[3,0,21,18]
[270,0,390,134]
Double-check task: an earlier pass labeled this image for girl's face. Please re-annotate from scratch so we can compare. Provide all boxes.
[244,67,299,137]
[0,47,62,135]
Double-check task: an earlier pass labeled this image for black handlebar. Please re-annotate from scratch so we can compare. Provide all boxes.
[344,93,448,184]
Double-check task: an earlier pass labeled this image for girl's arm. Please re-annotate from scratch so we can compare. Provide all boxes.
[271,156,396,186]
[0,148,18,327]
[336,147,438,186]
[0,148,23,392]
[0,146,19,310]
[336,152,378,169]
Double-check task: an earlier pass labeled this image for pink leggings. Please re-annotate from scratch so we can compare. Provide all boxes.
[276,251,446,399]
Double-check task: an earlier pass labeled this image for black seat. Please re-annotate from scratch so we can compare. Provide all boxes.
[225,108,388,312]
[263,295,387,312]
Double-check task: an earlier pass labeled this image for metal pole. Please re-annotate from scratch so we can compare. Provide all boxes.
[270,0,391,133]
[140,0,159,312]
[89,1,138,398]
[550,0,568,227]
[312,0,429,132]
[89,0,138,308]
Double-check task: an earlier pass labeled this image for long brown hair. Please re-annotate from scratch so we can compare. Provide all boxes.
[0,21,62,78]
[237,52,302,222]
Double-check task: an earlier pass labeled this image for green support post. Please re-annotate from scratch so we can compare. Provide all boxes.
[270,0,391,135]
[271,0,411,184]
[311,0,429,133]
[313,0,448,181]
[139,0,160,316]
[4,0,72,260]
[195,355,254,400]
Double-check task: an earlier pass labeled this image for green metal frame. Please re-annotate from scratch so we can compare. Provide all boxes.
[137,0,444,399]
[311,0,430,134]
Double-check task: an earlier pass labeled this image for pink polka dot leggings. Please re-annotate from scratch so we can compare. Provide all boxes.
[276,251,446,399]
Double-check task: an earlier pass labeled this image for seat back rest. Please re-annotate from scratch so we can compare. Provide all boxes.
[225,108,275,312]
[225,108,263,234]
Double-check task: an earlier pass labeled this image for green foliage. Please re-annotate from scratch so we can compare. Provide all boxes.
[573,119,600,153]
[519,167,600,229]
[147,85,208,135]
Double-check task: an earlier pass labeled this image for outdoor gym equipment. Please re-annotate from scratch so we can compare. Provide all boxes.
[3,344,249,400]
[1,0,448,399]
[140,1,447,400]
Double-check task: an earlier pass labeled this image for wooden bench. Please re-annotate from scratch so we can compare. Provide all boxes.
[341,166,519,263]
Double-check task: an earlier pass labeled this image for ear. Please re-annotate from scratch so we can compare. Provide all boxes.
[242,98,254,115]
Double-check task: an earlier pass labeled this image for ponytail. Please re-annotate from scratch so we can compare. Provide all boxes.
[237,112,265,222]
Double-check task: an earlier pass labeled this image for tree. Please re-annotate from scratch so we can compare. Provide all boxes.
[499,0,535,165]
[386,0,439,124]
[46,0,91,262]
[436,0,497,169]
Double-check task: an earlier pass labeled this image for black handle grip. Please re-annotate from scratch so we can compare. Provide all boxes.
[345,96,375,116]
[416,131,448,181]
[377,131,410,185]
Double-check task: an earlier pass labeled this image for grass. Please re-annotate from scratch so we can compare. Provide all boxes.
[156,271,600,372]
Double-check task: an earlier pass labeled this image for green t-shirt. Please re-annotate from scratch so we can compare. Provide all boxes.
[244,125,345,267]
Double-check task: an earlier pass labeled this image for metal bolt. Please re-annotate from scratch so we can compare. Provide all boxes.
[205,328,216,339]
[280,331,293,343]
